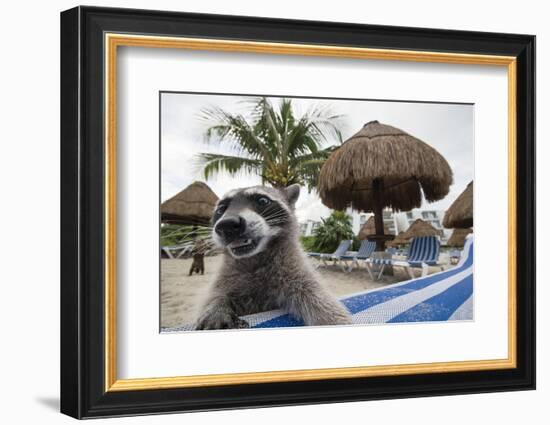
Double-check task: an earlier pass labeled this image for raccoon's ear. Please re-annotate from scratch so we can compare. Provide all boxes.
[284,184,300,206]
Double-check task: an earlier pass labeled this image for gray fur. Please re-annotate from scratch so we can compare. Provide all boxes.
[195,184,352,330]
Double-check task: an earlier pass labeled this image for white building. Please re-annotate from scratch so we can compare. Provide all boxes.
[299,208,451,243]
[299,219,322,236]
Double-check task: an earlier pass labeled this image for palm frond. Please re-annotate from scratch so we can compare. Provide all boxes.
[284,105,344,158]
[196,153,262,180]
[199,106,274,163]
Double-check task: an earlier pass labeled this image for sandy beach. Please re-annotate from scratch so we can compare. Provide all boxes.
[160,255,444,329]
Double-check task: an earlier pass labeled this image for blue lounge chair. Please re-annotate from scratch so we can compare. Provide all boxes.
[338,240,377,272]
[163,235,474,332]
[449,249,461,265]
[385,247,398,256]
[308,239,352,268]
[367,235,443,280]
[161,241,194,259]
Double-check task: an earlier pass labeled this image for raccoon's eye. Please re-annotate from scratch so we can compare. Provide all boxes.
[215,204,227,215]
[256,196,271,207]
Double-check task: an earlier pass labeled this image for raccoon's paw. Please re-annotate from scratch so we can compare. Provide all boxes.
[330,310,353,325]
[307,304,353,326]
[195,312,250,330]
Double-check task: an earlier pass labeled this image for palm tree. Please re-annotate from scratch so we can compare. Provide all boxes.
[312,211,354,253]
[196,97,343,190]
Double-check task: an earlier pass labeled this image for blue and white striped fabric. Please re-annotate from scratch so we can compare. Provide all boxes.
[339,240,377,261]
[407,236,440,266]
[372,258,394,265]
[308,239,352,259]
[371,236,440,267]
[163,236,474,333]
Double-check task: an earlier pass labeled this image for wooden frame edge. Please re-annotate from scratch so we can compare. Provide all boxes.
[108,358,516,391]
[103,33,518,392]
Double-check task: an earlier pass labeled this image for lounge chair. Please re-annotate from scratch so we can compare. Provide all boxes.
[367,235,443,280]
[449,249,461,265]
[161,241,194,259]
[385,247,398,256]
[337,240,377,272]
[162,236,474,332]
[308,239,352,268]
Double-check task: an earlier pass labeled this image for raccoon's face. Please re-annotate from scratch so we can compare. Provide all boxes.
[212,184,300,259]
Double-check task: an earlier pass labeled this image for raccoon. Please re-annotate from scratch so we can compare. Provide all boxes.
[194,184,352,330]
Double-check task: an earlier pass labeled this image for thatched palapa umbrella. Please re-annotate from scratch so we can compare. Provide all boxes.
[447,228,473,247]
[443,181,473,229]
[387,231,409,247]
[358,216,390,240]
[403,218,441,239]
[318,121,453,250]
[161,181,218,226]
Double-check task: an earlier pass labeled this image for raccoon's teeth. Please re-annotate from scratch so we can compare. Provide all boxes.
[231,239,252,248]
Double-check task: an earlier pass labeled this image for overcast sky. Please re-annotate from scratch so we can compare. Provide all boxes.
[161,92,473,222]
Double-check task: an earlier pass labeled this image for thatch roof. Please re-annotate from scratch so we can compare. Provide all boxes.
[358,216,390,240]
[447,228,473,247]
[318,121,453,212]
[387,231,409,247]
[161,181,218,226]
[403,219,440,239]
[443,181,473,229]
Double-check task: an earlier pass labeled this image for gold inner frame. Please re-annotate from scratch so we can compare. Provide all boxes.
[104,33,518,392]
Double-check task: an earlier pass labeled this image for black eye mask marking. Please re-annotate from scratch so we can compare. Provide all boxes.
[212,198,231,224]
[256,196,271,207]
[247,194,272,209]
[213,192,290,228]
[253,196,289,226]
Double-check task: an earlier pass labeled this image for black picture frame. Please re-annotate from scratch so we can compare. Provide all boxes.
[61,5,535,419]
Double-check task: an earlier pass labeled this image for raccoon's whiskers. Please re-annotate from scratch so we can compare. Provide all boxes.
[264,216,287,224]
[262,211,288,221]
[261,205,286,216]
[266,218,288,225]
[264,215,286,222]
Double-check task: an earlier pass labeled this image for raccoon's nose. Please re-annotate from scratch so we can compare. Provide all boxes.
[215,216,245,240]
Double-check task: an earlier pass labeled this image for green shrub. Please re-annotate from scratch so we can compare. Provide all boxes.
[311,211,354,253]
[300,236,317,251]
[160,224,211,246]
